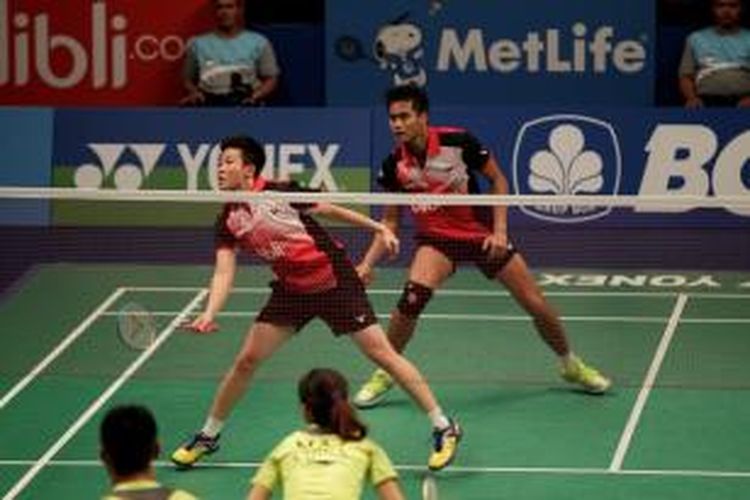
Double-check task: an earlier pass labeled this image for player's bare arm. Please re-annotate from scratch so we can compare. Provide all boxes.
[377,478,406,500]
[192,246,236,333]
[356,205,402,284]
[309,203,400,257]
[246,484,271,500]
[480,155,510,259]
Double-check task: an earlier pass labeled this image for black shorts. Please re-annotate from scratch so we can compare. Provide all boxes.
[416,235,518,279]
[256,251,377,336]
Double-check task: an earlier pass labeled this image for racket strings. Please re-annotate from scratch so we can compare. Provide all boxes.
[118,303,157,350]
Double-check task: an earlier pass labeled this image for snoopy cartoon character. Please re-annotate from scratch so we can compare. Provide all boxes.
[373,20,427,87]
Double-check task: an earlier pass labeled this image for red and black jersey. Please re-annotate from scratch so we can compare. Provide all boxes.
[379,126,493,241]
[214,178,344,293]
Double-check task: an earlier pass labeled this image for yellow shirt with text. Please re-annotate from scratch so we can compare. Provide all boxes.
[252,429,398,500]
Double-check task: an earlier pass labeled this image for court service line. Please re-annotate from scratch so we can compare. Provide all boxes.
[609,293,688,472]
[100,310,750,324]
[124,286,750,299]
[102,310,668,323]
[0,288,127,411]
[2,289,209,500]
[1,459,749,479]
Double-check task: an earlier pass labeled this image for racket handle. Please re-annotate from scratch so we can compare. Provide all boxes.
[179,320,219,334]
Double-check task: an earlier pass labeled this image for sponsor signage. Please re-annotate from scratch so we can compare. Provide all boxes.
[51,108,371,225]
[0,0,212,105]
[372,107,750,226]
[326,0,654,105]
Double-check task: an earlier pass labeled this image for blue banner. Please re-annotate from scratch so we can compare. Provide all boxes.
[372,107,750,227]
[326,0,655,106]
[0,108,53,225]
[52,108,371,225]
[53,107,371,191]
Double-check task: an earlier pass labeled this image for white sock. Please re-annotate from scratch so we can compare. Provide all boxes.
[560,352,577,368]
[201,416,224,438]
[428,407,450,430]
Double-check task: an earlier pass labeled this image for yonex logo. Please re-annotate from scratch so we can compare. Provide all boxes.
[72,142,341,191]
[74,144,164,190]
[512,114,622,223]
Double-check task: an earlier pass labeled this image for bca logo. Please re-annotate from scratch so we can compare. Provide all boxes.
[512,114,622,223]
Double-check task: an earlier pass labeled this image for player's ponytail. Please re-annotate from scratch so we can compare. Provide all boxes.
[299,368,367,441]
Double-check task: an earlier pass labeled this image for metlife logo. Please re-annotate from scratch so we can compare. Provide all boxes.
[513,114,622,223]
[436,23,647,75]
[327,0,654,105]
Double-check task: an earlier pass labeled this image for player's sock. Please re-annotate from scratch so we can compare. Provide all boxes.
[428,407,451,430]
[201,416,224,438]
[560,352,576,370]
[559,353,611,394]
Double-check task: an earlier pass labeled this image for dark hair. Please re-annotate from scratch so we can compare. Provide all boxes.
[213,0,244,7]
[220,135,267,177]
[100,405,158,477]
[385,84,429,113]
[298,368,367,441]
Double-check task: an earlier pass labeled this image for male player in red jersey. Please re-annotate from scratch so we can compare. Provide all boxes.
[171,135,460,471]
[354,85,611,409]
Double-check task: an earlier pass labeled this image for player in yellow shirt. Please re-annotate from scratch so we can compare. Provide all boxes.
[248,368,404,500]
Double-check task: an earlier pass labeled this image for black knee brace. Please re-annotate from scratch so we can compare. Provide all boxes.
[397,281,434,318]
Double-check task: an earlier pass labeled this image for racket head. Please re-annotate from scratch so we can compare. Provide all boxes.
[421,472,439,500]
[117,302,157,351]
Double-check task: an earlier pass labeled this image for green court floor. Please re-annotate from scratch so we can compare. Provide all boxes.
[1,264,749,499]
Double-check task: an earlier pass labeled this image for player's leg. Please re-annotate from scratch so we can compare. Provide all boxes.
[354,245,453,408]
[351,324,462,470]
[389,245,453,351]
[171,320,296,468]
[496,253,611,393]
[208,321,295,420]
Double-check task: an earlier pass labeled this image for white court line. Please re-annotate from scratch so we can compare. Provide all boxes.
[101,310,669,323]
[0,459,748,479]
[609,293,689,472]
[2,289,208,500]
[123,286,750,299]
[0,288,127,411]
[681,318,750,324]
[99,310,750,324]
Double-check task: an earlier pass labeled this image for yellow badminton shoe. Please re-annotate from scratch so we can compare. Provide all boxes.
[171,432,220,468]
[560,356,611,394]
[428,419,462,471]
[353,368,394,409]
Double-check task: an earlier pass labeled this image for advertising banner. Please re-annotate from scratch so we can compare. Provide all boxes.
[0,107,53,224]
[52,107,371,225]
[326,0,655,106]
[0,0,212,105]
[371,107,750,227]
